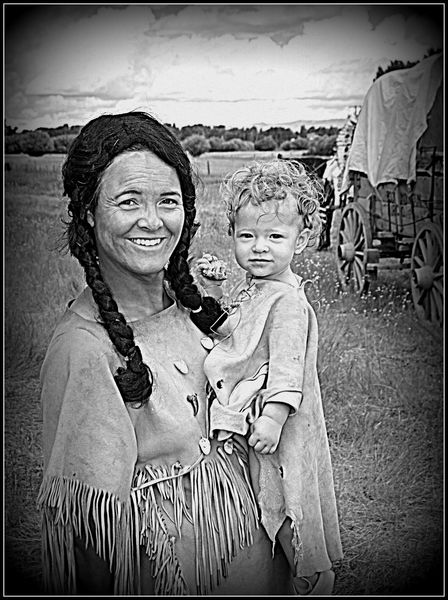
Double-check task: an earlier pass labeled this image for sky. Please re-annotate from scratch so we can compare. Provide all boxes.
[4,3,444,132]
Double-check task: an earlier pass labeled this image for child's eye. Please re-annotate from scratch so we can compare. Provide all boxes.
[239,233,253,239]
[270,233,284,239]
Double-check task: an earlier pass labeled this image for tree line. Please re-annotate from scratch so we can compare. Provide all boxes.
[4,121,339,158]
[5,51,440,158]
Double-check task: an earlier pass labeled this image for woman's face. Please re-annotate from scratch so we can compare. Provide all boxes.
[88,150,185,278]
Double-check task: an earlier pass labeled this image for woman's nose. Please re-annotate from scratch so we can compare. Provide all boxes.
[137,207,163,230]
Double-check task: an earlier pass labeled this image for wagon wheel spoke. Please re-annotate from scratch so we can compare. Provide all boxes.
[345,212,355,239]
[353,260,364,288]
[417,235,429,263]
[432,288,443,319]
[339,229,351,244]
[412,254,424,268]
[433,279,443,295]
[415,286,426,306]
[351,213,361,242]
[354,236,365,250]
[339,259,351,282]
[424,234,439,266]
[425,293,432,321]
[429,290,441,322]
[430,251,442,271]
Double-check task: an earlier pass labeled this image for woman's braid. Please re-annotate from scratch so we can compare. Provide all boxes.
[68,213,152,405]
[165,179,225,334]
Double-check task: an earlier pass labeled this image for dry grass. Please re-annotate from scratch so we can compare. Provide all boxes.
[4,154,444,595]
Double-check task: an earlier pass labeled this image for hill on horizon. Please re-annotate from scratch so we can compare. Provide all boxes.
[253,118,346,131]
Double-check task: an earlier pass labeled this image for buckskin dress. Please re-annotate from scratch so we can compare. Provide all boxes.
[37,286,293,595]
[203,274,344,577]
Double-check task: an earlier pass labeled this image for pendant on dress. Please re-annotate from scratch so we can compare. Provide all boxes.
[199,437,211,455]
[223,439,234,454]
[201,337,215,350]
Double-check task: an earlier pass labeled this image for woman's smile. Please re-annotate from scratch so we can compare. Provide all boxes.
[128,237,164,247]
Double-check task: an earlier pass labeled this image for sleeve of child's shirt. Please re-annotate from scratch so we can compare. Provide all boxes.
[261,289,309,414]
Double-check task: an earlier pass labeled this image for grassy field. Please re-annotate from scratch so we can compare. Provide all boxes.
[4,153,444,595]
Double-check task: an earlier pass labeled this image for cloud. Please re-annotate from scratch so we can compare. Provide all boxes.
[4,4,443,130]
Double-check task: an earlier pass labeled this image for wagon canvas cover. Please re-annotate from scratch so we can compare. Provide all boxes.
[344,53,442,189]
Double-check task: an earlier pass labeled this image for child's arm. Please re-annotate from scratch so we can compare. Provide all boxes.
[247,400,291,454]
[248,290,310,454]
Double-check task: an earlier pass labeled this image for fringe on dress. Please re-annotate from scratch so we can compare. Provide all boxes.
[37,448,259,595]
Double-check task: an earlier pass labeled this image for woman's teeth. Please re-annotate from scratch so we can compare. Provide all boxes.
[131,238,162,247]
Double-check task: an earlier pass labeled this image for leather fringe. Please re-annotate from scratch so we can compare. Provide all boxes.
[37,476,140,594]
[38,449,259,595]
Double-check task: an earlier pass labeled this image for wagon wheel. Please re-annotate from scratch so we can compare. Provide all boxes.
[336,203,372,293]
[410,222,443,325]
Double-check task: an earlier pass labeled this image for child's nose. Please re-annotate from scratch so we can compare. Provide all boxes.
[252,238,268,252]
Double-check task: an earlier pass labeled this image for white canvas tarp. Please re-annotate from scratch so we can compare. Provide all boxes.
[344,53,443,189]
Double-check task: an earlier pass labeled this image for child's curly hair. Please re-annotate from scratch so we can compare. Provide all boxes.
[221,158,323,247]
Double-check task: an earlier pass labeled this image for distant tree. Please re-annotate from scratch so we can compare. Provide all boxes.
[373,49,441,81]
[280,136,309,151]
[254,135,277,151]
[374,59,417,81]
[5,122,18,136]
[220,138,255,152]
[53,134,77,153]
[263,127,294,146]
[5,134,23,153]
[208,125,227,138]
[20,130,54,156]
[223,127,245,141]
[181,134,211,156]
[220,139,241,152]
[245,126,258,143]
[306,134,337,156]
[179,124,207,140]
[208,136,224,151]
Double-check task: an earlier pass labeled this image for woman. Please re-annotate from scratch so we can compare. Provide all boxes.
[37,111,293,595]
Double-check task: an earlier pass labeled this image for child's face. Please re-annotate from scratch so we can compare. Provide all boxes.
[232,194,310,280]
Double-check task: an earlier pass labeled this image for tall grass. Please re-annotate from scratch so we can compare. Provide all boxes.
[4,154,444,595]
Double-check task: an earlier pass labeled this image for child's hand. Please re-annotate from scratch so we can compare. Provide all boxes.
[248,414,283,454]
[196,253,228,281]
[192,253,227,300]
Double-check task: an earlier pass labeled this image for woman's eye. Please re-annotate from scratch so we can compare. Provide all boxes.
[160,197,180,207]
[118,198,137,207]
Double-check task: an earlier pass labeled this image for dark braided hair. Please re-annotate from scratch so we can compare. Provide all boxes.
[63,111,224,405]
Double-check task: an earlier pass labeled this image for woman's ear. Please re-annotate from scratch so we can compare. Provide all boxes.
[86,210,95,227]
[294,228,311,255]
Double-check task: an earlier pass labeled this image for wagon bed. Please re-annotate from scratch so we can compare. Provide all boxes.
[335,53,443,325]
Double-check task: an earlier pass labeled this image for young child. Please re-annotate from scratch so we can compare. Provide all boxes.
[199,159,343,595]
